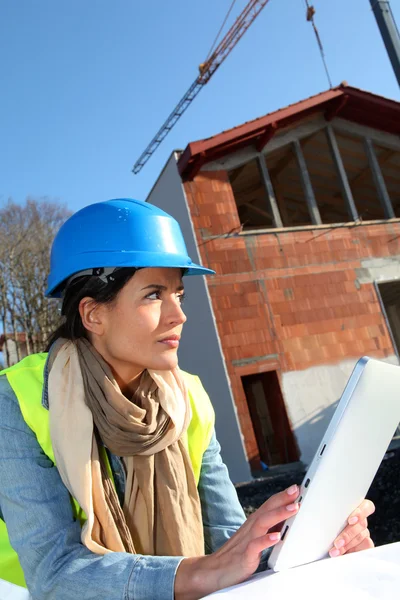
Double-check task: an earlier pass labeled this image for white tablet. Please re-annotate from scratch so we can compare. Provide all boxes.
[268,356,400,572]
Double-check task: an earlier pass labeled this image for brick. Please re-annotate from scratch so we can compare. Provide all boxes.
[219,321,235,336]
[213,296,231,310]
[255,256,288,269]
[232,318,267,333]
[270,301,299,314]
[208,262,225,275]
[279,312,298,327]
[315,331,338,346]
[218,306,262,321]
[236,342,277,360]
[264,278,281,290]
[295,307,334,323]
[224,347,242,361]
[280,324,308,338]
[223,333,245,348]
[321,345,342,360]
[242,292,261,306]
[282,338,304,352]
[208,283,236,296]
[340,340,366,356]
[267,289,290,302]
[288,348,313,365]
[333,329,356,343]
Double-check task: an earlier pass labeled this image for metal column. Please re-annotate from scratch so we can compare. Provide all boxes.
[325,125,359,222]
[364,137,395,218]
[293,139,322,225]
[257,154,283,228]
[370,0,400,86]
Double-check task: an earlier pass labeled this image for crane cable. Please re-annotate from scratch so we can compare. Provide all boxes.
[303,0,333,89]
[204,0,238,65]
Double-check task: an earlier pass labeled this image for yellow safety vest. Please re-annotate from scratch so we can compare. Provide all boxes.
[0,353,215,588]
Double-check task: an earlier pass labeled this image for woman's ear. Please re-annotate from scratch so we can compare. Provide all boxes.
[79,297,106,336]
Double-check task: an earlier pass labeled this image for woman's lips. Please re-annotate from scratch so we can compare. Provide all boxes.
[158,337,180,348]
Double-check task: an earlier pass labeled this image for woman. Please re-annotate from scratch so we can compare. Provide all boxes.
[0,198,374,600]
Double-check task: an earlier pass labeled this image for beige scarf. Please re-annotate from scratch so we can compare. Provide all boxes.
[48,338,205,557]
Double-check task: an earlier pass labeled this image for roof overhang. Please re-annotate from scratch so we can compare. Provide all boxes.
[177,85,400,181]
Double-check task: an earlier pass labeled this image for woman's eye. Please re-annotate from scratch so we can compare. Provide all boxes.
[146,291,161,300]
[145,291,185,303]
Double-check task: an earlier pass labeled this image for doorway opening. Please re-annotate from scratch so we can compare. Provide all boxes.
[377,280,400,355]
[241,371,299,468]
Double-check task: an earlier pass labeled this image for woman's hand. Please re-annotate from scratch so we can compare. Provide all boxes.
[175,484,300,600]
[329,499,375,558]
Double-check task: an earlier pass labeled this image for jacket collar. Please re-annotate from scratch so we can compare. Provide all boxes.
[41,352,51,410]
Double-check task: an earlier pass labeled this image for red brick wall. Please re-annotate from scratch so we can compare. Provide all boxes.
[183,172,398,464]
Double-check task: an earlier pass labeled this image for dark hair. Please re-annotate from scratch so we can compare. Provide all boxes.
[46,267,137,350]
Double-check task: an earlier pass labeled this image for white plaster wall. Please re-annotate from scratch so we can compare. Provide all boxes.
[355,256,400,284]
[146,154,251,483]
[282,355,399,465]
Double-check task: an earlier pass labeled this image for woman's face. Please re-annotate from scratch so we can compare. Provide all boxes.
[81,267,187,392]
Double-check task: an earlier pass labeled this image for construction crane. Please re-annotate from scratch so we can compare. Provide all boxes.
[132,0,272,174]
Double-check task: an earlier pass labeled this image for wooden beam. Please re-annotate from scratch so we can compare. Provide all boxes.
[186,152,207,180]
[271,175,290,226]
[255,122,277,152]
[292,139,322,225]
[256,155,283,228]
[325,125,359,221]
[364,137,395,219]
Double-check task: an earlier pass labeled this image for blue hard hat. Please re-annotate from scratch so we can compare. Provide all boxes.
[46,198,215,298]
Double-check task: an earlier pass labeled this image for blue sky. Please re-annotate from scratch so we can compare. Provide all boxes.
[1,0,399,212]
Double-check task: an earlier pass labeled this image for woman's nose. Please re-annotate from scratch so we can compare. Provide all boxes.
[167,298,187,325]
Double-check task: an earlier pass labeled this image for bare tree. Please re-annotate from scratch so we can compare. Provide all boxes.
[0,197,72,365]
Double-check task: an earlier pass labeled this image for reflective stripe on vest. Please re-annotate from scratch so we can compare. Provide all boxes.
[0,353,215,588]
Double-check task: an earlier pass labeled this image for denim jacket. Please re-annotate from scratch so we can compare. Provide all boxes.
[0,369,247,600]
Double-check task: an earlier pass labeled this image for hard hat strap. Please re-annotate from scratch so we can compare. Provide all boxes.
[65,267,118,290]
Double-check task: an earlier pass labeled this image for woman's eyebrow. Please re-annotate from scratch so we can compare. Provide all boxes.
[141,284,184,292]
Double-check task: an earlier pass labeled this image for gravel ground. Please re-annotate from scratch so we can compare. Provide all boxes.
[235,447,400,547]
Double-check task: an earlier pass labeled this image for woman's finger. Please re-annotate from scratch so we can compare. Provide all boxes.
[345,528,373,553]
[345,534,374,554]
[329,499,375,557]
[329,533,370,558]
[331,517,368,551]
[347,500,375,525]
[244,531,282,563]
[347,532,374,554]
[251,501,300,538]
[261,485,299,511]
[215,486,299,559]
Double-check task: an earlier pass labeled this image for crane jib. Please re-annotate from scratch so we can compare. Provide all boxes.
[132,0,271,174]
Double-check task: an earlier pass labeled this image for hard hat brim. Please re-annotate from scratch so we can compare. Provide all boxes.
[46,252,215,298]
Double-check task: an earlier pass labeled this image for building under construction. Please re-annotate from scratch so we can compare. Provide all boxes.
[148,84,400,483]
